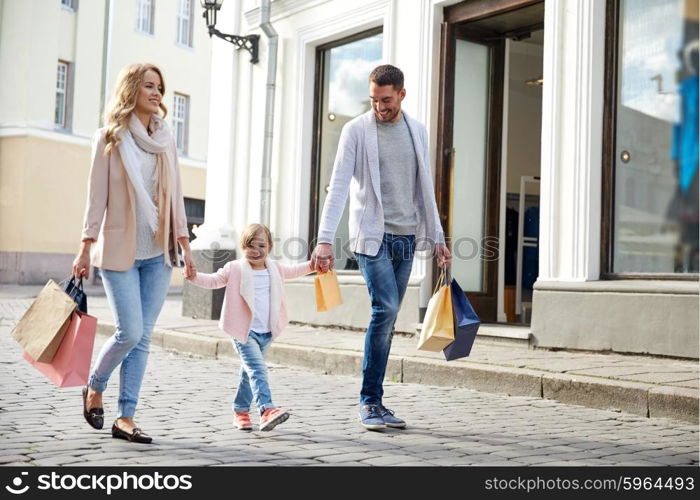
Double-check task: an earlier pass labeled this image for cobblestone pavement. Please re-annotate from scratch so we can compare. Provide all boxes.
[1,298,698,467]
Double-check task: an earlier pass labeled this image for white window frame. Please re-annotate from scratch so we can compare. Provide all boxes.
[61,0,76,11]
[176,0,194,47]
[173,93,190,154]
[136,0,155,35]
[55,61,69,129]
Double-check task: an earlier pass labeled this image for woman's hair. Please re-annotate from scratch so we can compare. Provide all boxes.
[103,63,168,153]
[239,223,274,250]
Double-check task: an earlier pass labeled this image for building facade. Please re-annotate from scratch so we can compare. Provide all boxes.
[0,0,211,285]
[196,0,698,358]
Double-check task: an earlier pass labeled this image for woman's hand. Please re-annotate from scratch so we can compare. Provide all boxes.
[72,240,93,279]
[178,237,196,280]
[183,251,197,280]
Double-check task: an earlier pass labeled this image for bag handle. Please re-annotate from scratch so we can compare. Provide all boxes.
[60,275,84,292]
[432,267,450,295]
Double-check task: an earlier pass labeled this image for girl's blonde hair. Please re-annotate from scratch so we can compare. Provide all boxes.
[103,63,168,153]
[239,224,273,250]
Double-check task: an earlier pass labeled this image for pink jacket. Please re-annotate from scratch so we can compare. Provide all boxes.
[81,127,189,271]
[190,258,312,343]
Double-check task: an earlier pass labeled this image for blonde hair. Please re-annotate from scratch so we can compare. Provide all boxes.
[103,63,168,154]
[239,223,273,250]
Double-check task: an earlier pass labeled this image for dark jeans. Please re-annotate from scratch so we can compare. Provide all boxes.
[355,233,416,405]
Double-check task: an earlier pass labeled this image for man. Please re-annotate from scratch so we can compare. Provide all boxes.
[311,64,451,430]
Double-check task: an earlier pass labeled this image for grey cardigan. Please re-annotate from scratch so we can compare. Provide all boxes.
[317,110,445,256]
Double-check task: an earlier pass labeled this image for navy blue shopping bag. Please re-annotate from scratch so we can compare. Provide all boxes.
[62,276,88,314]
[442,278,480,361]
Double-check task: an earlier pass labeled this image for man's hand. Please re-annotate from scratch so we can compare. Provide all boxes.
[311,243,335,272]
[436,243,451,268]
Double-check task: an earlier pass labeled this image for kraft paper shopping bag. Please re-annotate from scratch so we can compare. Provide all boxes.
[11,280,77,362]
[417,269,455,352]
[315,270,343,311]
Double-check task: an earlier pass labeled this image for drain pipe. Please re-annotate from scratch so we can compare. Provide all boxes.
[259,0,277,226]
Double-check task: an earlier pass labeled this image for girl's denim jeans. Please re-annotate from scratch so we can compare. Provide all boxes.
[232,331,275,413]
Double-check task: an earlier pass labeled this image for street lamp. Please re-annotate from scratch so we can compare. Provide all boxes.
[200,0,259,64]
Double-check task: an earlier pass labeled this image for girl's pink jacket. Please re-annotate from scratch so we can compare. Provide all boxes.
[189,258,312,343]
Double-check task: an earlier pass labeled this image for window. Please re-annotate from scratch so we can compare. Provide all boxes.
[184,197,205,241]
[54,61,70,129]
[61,0,76,10]
[176,0,193,47]
[173,93,190,154]
[136,0,155,34]
[310,29,383,270]
[603,0,698,277]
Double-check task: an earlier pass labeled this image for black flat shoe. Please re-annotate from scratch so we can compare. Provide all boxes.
[82,386,104,429]
[111,422,152,444]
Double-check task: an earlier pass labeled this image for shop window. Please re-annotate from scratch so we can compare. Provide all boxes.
[604,0,698,276]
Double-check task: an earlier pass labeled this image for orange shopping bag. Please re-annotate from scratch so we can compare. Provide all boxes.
[417,268,454,351]
[23,311,97,387]
[315,269,343,311]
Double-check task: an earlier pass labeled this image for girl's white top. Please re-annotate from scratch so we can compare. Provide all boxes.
[250,268,271,333]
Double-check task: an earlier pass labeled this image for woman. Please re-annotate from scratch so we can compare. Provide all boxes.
[72,63,196,444]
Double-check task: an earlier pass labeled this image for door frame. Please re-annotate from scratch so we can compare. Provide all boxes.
[435,0,543,321]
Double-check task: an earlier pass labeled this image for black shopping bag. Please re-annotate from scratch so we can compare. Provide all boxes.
[442,278,480,361]
[62,276,87,313]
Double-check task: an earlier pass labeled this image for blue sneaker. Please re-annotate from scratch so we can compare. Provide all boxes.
[359,404,386,430]
[379,405,406,428]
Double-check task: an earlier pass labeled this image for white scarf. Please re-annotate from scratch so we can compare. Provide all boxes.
[118,114,171,235]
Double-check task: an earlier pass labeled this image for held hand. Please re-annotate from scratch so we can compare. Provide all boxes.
[72,252,91,280]
[183,252,197,280]
[311,243,334,273]
[436,243,452,268]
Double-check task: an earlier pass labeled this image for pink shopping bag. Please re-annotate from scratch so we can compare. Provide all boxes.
[23,311,97,387]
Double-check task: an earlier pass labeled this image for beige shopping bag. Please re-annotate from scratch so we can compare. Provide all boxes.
[11,280,77,362]
[417,269,455,352]
[315,270,343,311]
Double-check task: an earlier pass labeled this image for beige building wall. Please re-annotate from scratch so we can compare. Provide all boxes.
[0,0,210,284]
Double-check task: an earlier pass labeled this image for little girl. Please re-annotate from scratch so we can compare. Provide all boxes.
[186,223,312,431]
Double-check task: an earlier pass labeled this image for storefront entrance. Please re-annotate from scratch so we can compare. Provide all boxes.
[437,0,544,324]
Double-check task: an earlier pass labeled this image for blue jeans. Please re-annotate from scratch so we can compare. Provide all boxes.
[232,331,274,413]
[89,255,171,418]
[355,233,416,406]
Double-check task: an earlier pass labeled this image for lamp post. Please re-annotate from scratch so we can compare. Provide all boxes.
[200,0,259,63]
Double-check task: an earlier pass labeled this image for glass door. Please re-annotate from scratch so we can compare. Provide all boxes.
[451,38,491,293]
[437,23,504,321]
[310,29,383,270]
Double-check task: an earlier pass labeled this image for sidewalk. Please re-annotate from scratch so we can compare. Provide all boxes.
[3,285,698,424]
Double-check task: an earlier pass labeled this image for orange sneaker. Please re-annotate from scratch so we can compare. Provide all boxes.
[234,411,253,430]
[259,408,289,431]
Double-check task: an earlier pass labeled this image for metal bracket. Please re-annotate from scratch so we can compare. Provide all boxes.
[209,27,260,64]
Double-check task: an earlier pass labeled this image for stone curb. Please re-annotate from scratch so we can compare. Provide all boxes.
[95,325,699,424]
